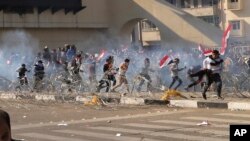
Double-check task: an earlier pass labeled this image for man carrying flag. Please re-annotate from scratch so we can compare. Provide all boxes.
[159,53,187,90]
[168,58,186,90]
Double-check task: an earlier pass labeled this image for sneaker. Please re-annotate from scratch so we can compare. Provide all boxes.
[121,93,127,97]
[202,93,207,100]
[184,87,189,92]
[110,89,116,93]
[218,96,224,100]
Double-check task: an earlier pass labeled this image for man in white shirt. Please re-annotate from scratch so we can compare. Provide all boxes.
[168,58,186,90]
[111,58,130,93]
[202,50,223,100]
[137,58,154,92]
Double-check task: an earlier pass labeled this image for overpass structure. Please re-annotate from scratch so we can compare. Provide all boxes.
[0,0,222,48]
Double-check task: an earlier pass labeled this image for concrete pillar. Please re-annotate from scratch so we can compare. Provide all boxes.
[190,0,194,8]
[132,23,140,44]
[198,0,202,8]
[176,0,181,8]
[193,0,199,7]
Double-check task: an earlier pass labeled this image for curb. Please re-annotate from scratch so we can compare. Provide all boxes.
[0,94,17,99]
[1,94,250,110]
[228,102,250,110]
[35,95,56,101]
[170,100,198,108]
[169,100,250,110]
[0,94,167,105]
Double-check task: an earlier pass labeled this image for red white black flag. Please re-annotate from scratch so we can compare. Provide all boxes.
[220,24,232,55]
[198,44,213,56]
[159,54,170,68]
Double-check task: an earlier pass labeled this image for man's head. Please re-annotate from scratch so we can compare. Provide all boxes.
[173,58,180,64]
[125,58,130,66]
[212,50,220,59]
[38,60,43,64]
[0,110,12,141]
[44,46,49,51]
[106,56,114,64]
[76,54,81,58]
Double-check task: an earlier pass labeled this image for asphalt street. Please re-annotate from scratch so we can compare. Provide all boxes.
[1,99,250,141]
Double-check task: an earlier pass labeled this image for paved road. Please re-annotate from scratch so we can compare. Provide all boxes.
[7,103,250,141]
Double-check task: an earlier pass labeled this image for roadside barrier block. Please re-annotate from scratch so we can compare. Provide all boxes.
[170,100,198,108]
[0,94,16,99]
[35,95,56,101]
[197,101,228,109]
[120,97,145,105]
[228,102,250,110]
[75,96,92,103]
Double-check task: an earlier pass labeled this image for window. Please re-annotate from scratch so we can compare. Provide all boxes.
[230,21,241,30]
[231,0,238,2]
[199,16,220,26]
[202,0,218,7]
[141,20,158,31]
[165,0,176,5]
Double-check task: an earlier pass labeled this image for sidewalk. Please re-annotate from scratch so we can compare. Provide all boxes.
[1,91,250,110]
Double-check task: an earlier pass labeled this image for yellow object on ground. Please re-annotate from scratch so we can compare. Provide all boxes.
[161,89,187,101]
[84,95,103,106]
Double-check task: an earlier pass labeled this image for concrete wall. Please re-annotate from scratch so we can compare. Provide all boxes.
[0,0,109,28]
[142,31,161,41]
[0,0,110,50]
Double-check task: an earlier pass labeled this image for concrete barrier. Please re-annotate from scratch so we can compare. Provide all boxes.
[170,100,198,108]
[0,94,16,99]
[75,96,92,103]
[228,102,250,110]
[120,97,145,105]
[35,95,56,101]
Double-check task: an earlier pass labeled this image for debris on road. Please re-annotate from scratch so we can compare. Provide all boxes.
[196,120,210,126]
[84,95,104,106]
[57,123,68,126]
[116,133,122,137]
[161,90,188,101]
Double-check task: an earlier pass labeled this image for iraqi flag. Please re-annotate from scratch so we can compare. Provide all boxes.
[96,49,105,61]
[203,50,213,56]
[159,54,171,68]
[220,24,232,55]
[198,44,213,56]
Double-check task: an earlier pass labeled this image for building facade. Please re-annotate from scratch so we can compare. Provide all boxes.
[164,0,250,47]
[166,0,220,27]
[222,0,249,43]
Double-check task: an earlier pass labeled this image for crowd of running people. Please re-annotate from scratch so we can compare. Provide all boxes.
[1,43,250,99]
